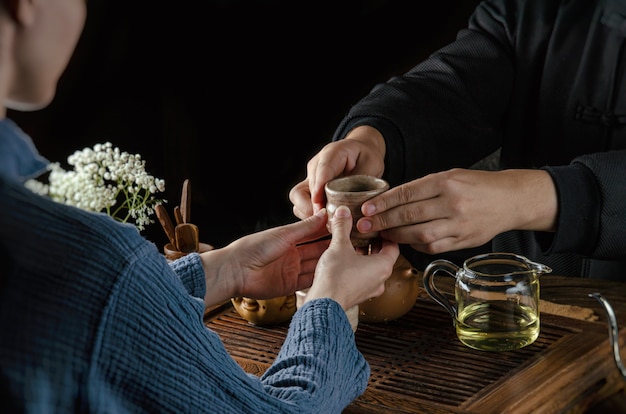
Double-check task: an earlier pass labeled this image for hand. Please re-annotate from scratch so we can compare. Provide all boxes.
[199,209,331,306]
[305,205,400,311]
[289,125,386,219]
[355,168,558,254]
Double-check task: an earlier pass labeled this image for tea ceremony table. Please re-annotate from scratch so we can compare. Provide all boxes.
[203,275,626,413]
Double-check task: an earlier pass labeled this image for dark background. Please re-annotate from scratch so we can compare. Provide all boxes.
[10,0,482,249]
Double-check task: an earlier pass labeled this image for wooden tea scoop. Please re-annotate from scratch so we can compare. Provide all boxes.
[173,205,183,225]
[181,178,191,224]
[155,204,176,247]
[175,223,199,253]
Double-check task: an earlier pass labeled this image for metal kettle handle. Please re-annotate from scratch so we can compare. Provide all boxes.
[589,292,626,380]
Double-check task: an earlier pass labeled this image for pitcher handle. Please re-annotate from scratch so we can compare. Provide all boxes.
[423,259,459,319]
[589,292,626,380]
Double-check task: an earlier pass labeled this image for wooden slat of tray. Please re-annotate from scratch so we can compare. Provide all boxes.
[204,296,624,414]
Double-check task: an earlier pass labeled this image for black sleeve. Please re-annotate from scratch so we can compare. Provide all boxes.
[540,149,626,259]
[331,0,518,187]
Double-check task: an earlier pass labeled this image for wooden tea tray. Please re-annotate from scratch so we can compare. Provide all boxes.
[204,283,626,413]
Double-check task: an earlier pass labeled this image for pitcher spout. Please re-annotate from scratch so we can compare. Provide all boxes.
[527,259,552,275]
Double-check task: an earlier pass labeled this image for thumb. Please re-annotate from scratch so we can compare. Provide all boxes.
[329,205,353,247]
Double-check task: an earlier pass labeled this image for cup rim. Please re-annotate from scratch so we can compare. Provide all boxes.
[325,175,389,194]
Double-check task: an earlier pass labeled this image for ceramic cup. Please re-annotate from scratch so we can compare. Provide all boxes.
[317,175,390,331]
[324,175,389,248]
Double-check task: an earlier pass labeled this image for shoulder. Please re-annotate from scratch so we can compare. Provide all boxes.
[1,178,158,278]
[469,0,599,35]
[463,0,603,62]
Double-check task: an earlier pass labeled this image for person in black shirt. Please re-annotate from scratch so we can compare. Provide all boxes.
[290,0,626,280]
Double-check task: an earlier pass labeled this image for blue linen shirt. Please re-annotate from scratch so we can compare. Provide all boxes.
[0,118,369,413]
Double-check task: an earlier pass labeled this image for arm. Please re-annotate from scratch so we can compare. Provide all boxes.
[98,206,398,412]
[327,0,624,260]
[290,0,517,218]
[356,167,558,255]
[332,1,518,185]
[543,150,626,259]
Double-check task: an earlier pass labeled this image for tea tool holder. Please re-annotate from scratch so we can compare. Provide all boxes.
[156,178,204,258]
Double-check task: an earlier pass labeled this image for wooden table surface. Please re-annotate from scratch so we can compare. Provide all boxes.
[204,275,626,413]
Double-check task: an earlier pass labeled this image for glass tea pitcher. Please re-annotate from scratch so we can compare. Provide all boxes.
[423,252,552,352]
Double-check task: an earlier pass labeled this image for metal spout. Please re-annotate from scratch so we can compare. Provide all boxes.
[589,292,626,380]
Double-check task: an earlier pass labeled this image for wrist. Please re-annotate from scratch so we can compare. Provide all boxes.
[506,169,558,231]
[199,247,238,305]
[345,125,386,160]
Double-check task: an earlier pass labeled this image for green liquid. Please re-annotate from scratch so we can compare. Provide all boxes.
[455,301,539,352]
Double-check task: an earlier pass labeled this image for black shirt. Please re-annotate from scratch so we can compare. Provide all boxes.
[332,0,626,280]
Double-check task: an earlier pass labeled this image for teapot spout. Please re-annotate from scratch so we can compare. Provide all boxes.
[589,292,626,380]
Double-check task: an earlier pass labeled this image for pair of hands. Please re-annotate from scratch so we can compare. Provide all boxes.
[199,124,557,310]
[199,205,399,311]
[289,125,558,255]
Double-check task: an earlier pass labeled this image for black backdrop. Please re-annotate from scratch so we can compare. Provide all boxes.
[10,0,481,249]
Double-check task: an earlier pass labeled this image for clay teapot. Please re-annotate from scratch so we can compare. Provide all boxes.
[358,254,421,323]
[231,295,297,326]
[165,239,296,326]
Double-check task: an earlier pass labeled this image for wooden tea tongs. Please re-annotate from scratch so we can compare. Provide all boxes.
[155,179,199,254]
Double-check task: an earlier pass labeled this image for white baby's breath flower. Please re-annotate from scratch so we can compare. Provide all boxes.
[25,142,166,231]
[23,177,49,195]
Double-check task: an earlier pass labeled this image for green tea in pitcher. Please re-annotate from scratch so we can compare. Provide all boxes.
[455,301,539,352]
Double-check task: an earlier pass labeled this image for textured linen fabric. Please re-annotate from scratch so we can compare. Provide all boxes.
[0,118,369,413]
[332,0,626,280]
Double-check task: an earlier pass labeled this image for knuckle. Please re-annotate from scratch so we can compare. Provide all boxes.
[446,197,463,214]
[375,214,390,230]
[423,243,444,255]
[407,226,442,253]
[402,206,422,224]
[396,185,414,204]
[418,227,438,245]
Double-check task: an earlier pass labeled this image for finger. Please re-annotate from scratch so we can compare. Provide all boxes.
[310,170,332,211]
[358,196,445,235]
[361,176,439,218]
[299,209,331,243]
[289,180,315,218]
[296,236,331,263]
[278,209,328,247]
[310,149,352,208]
[377,239,401,265]
[409,232,490,255]
[292,205,308,220]
[409,236,460,255]
[329,205,353,247]
[379,217,451,246]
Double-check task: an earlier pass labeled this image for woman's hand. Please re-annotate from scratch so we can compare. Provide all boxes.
[289,126,386,219]
[355,168,558,254]
[199,209,331,306]
[305,205,400,311]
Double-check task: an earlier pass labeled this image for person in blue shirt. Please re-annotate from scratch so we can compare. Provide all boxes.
[290,0,626,280]
[0,0,399,412]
